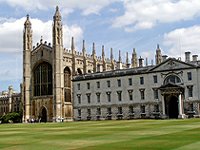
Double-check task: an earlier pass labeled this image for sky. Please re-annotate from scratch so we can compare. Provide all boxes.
[1,0,200,92]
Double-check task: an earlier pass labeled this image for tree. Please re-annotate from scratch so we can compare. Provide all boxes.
[0,112,22,123]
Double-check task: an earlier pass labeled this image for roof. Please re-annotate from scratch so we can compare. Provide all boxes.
[73,57,199,81]
[73,66,153,81]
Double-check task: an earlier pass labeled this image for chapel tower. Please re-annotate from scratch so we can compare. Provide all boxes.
[23,14,32,122]
[52,6,64,120]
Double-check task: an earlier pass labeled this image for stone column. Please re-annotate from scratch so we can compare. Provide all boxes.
[161,95,166,115]
[178,94,184,118]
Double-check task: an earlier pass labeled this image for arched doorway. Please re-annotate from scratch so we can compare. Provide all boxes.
[39,107,47,122]
[168,96,178,118]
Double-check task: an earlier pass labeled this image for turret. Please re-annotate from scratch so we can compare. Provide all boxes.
[102,45,106,71]
[23,14,32,122]
[117,50,123,69]
[110,48,115,70]
[155,44,162,65]
[145,57,148,66]
[82,40,87,74]
[52,6,64,121]
[126,52,130,68]
[71,37,76,75]
[71,37,75,55]
[92,42,97,72]
[131,48,138,68]
[53,6,63,46]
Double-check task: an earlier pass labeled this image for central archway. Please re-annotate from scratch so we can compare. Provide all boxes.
[168,96,178,118]
[39,107,47,122]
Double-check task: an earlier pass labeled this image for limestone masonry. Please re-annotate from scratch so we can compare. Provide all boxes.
[20,6,200,122]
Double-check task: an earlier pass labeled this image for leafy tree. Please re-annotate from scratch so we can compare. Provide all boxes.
[0,112,22,123]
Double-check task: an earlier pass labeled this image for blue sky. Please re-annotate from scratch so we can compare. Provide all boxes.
[1,0,200,92]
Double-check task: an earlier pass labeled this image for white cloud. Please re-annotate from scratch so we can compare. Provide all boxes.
[163,25,200,59]
[0,16,83,88]
[0,0,119,15]
[112,0,200,31]
[0,17,83,53]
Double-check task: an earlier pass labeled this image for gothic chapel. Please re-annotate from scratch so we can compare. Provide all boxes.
[22,6,121,122]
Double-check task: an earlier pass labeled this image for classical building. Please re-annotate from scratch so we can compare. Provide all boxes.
[73,50,200,120]
[0,86,21,116]
[22,6,125,122]
[23,6,200,122]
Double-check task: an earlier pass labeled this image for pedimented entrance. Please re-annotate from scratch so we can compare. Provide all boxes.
[39,106,47,122]
[160,82,185,118]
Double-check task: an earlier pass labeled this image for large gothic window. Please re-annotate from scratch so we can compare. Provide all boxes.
[164,75,181,85]
[64,67,71,102]
[34,62,52,96]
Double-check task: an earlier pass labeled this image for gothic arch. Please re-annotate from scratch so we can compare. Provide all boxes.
[77,68,82,75]
[64,67,71,102]
[33,61,52,96]
[39,106,48,122]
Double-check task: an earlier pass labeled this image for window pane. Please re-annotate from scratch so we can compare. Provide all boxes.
[128,78,132,86]
[140,77,144,85]
[33,62,52,96]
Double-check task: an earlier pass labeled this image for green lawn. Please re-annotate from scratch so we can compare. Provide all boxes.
[0,119,199,150]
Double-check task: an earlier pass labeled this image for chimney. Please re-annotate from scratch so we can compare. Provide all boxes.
[185,51,191,62]
[192,55,198,62]
[139,56,144,67]
[162,55,168,62]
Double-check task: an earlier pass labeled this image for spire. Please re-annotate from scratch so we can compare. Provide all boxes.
[118,50,122,63]
[133,48,136,54]
[52,6,63,46]
[24,14,31,27]
[92,42,96,59]
[110,48,114,70]
[145,57,148,66]
[102,45,106,71]
[71,37,75,52]
[102,45,105,60]
[126,52,130,68]
[27,14,29,19]
[132,48,138,68]
[117,50,123,69]
[155,44,162,65]
[92,42,97,73]
[82,40,87,74]
[82,40,86,56]
[54,6,61,21]
[157,44,160,50]
[126,52,129,64]
[92,42,96,56]
[110,48,113,61]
